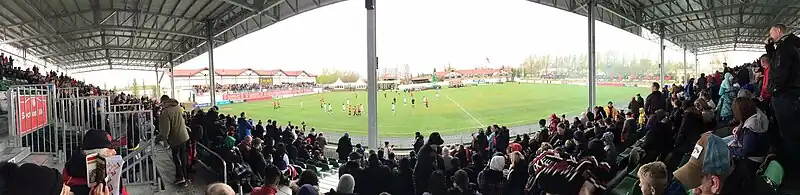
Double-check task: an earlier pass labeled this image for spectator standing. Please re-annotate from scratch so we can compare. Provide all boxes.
[645,82,667,116]
[766,24,800,175]
[337,133,352,162]
[158,95,190,186]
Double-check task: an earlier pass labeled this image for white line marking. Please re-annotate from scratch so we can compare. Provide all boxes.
[445,95,485,127]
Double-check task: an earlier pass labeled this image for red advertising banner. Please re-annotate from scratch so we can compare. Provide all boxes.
[222,89,312,101]
[17,95,48,136]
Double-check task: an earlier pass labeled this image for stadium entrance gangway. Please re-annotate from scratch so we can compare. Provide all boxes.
[5,84,164,192]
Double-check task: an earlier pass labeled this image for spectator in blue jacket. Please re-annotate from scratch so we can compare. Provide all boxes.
[237,112,254,141]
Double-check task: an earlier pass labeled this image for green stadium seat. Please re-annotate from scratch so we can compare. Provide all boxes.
[763,160,784,188]
[626,180,642,195]
[611,176,639,195]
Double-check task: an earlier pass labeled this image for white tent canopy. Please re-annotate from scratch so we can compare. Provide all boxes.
[331,78,345,86]
[354,78,367,86]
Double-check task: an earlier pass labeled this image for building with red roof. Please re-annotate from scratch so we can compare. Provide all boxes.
[170,68,316,87]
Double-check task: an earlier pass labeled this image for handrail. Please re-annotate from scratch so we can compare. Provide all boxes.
[197,142,228,184]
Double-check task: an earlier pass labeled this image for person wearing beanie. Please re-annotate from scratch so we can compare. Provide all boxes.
[159,95,190,185]
[0,162,70,195]
[298,184,318,195]
[478,156,506,195]
[63,129,129,195]
[326,174,356,195]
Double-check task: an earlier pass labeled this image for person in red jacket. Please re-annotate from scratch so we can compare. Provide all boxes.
[759,54,772,103]
[63,129,129,195]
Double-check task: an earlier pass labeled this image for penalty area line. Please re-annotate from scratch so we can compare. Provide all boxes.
[445,95,485,127]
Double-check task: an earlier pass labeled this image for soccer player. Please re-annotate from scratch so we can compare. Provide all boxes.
[277,100,281,108]
[348,105,353,116]
[320,99,324,108]
[300,100,303,109]
[435,91,440,99]
[424,96,429,109]
[342,103,346,112]
[403,96,407,106]
[393,97,396,104]
[328,103,333,113]
[411,98,416,108]
[391,102,396,115]
[346,98,350,105]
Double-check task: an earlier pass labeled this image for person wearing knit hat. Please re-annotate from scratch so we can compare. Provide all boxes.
[477,156,506,195]
[297,184,318,195]
[335,174,355,193]
[63,129,129,195]
[0,162,70,195]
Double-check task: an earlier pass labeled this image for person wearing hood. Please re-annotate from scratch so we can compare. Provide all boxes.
[478,156,506,195]
[766,23,800,175]
[158,95,190,185]
[326,174,357,195]
[414,132,445,195]
[336,133,352,162]
[729,97,770,174]
[601,132,618,169]
[63,129,129,195]
[718,73,738,122]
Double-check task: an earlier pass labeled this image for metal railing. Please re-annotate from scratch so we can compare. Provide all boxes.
[197,142,228,184]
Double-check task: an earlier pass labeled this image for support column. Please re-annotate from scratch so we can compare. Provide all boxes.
[22,49,27,68]
[683,47,687,82]
[659,24,665,86]
[587,0,597,108]
[206,20,217,106]
[695,52,699,77]
[169,54,175,98]
[155,70,160,98]
[366,0,378,149]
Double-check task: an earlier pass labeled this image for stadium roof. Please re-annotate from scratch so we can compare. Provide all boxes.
[0,0,794,73]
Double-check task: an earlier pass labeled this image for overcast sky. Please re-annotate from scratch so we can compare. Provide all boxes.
[57,0,762,87]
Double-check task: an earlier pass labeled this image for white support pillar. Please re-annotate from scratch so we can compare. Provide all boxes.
[169,54,175,98]
[206,20,217,106]
[587,0,597,108]
[659,24,665,86]
[683,47,687,82]
[155,70,160,98]
[695,52,699,77]
[366,0,379,149]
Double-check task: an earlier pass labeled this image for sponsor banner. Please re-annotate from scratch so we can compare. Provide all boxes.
[222,89,313,101]
[194,103,210,108]
[216,100,232,105]
[259,78,273,85]
[17,95,48,136]
[244,97,273,102]
[232,99,245,103]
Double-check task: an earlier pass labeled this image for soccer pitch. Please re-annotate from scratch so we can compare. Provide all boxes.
[217,83,647,136]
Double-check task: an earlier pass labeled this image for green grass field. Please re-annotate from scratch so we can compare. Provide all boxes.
[217,83,647,136]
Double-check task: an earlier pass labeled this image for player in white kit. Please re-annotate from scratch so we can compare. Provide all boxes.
[403,96,407,106]
[391,102,396,114]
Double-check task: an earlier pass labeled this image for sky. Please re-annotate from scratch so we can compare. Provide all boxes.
[9,0,762,87]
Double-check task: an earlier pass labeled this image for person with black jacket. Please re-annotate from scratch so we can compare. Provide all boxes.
[253,120,265,140]
[337,133,353,162]
[644,82,667,117]
[766,23,800,175]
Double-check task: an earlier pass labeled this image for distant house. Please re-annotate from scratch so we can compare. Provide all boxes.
[433,68,510,80]
[171,68,317,87]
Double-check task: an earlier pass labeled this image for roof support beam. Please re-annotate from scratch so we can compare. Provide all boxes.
[37,46,183,58]
[640,3,800,26]
[218,0,260,11]
[0,25,224,45]
[667,24,760,37]
[59,57,169,66]
[1,8,204,30]
[70,65,165,74]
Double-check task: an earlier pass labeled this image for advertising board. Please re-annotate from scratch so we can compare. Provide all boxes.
[17,95,48,136]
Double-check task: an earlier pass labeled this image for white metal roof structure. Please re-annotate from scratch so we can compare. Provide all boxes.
[0,0,793,73]
[0,0,346,73]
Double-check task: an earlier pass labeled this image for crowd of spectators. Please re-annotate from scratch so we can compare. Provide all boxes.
[3,24,800,195]
[193,82,317,94]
